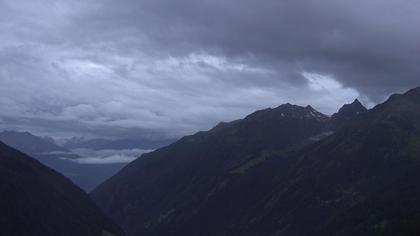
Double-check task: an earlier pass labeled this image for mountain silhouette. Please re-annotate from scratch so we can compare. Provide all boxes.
[0,142,124,236]
[92,87,420,236]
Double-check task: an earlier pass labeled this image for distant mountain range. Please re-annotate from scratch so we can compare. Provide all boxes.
[0,130,69,154]
[92,87,420,236]
[0,141,123,236]
[0,131,172,191]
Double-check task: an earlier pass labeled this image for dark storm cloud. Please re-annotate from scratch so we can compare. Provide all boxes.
[90,0,419,98]
[0,0,418,138]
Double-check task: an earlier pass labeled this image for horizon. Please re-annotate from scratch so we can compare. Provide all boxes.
[0,94,377,140]
[1,87,418,140]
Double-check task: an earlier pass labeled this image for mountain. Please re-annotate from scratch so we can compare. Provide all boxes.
[64,137,176,150]
[330,98,367,129]
[245,86,420,236]
[0,130,69,154]
[0,130,126,191]
[0,130,79,161]
[0,141,124,236]
[92,87,420,236]
[91,103,331,235]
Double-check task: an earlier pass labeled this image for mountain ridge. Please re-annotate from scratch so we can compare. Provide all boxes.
[0,130,69,154]
[92,87,420,236]
[91,103,336,235]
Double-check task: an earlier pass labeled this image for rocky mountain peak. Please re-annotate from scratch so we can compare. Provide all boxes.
[330,98,367,130]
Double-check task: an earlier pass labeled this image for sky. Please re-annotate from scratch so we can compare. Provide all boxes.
[0,0,419,140]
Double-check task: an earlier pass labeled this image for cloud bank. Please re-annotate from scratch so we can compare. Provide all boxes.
[63,148,152,164]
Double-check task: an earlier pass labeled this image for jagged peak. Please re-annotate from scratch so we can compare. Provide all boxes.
[352,98,362,105]
[275,103,314,111]
[276,103,297,109]
[330,99,368,129]
[276,103,327,119]
[336,98,367,114]
[242,103,327,122]
[306,105,315,110]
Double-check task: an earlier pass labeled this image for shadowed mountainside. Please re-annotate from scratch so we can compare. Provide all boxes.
[0,141,124,236]
[91,103,333,235]
[92,87,420,236]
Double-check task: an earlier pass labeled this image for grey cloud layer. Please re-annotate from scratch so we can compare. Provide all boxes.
[0,0,418,138]
[96,0,419,97]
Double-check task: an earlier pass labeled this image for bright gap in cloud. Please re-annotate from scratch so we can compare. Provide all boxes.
[301,72,366,113]
[62,148,153,164]
[69,155,137,164]
[304,72,343,91]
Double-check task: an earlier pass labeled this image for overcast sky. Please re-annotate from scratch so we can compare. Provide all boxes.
[0,0,419,139]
